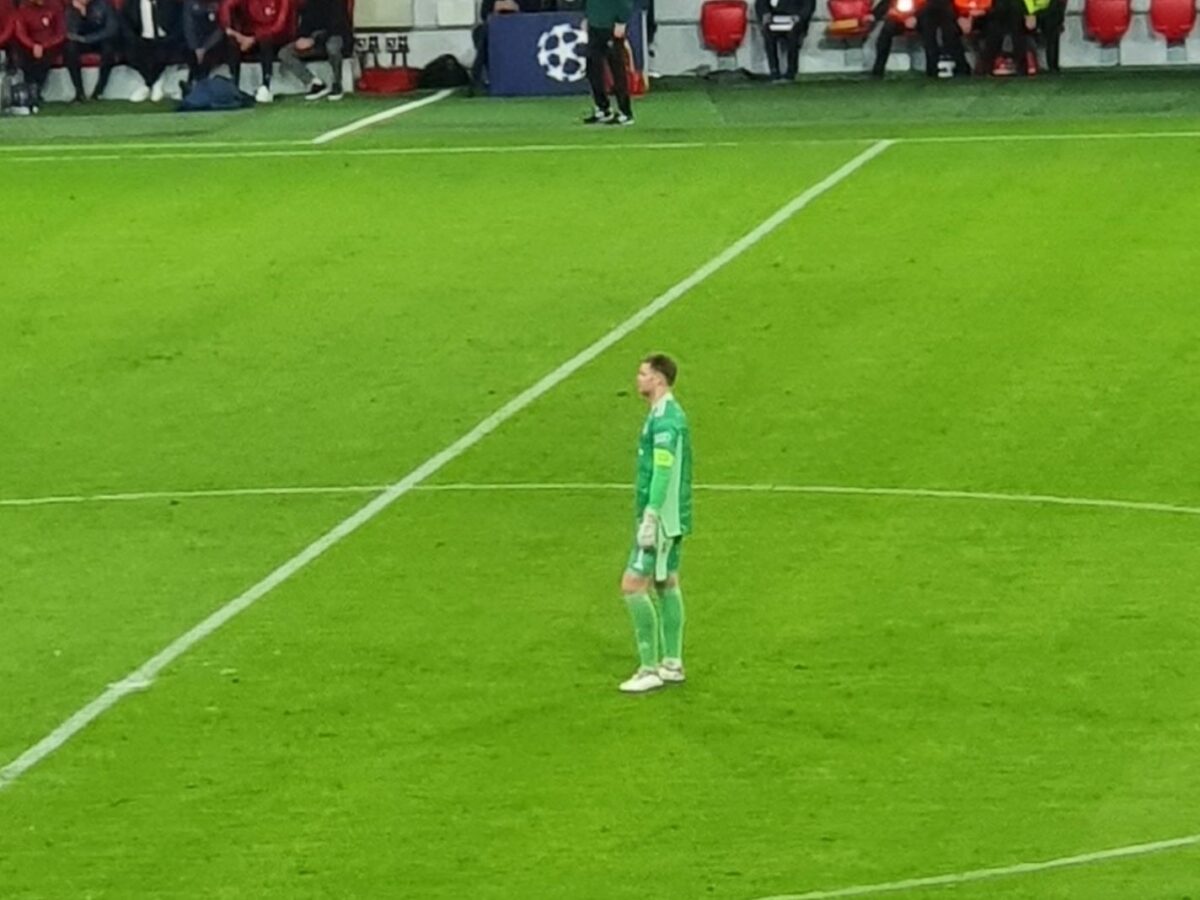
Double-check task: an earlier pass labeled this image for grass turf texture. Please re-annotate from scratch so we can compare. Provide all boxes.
[2,79,1199,899]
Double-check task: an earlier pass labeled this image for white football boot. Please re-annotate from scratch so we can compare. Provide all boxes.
[657,659,686,684]
[619,668,664,693]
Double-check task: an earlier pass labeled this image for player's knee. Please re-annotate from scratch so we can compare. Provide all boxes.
[621,571,650,594]
[657,574,679,590]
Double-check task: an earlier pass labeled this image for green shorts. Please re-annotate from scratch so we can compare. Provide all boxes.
[626,531,682,581]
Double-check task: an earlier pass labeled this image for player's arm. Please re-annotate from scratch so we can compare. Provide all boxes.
[613,0,633,36]
[637,426,678,548]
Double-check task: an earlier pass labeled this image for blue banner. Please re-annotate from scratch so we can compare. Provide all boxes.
[487,11,644,97]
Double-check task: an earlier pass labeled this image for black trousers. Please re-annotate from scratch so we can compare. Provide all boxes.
[585,26,631,117]
[189,38,241,85]
[873,0,967,76]
[126,35,185,88]
[763,25,804,79]
[65,38,119,97]
[255,39,276,86]
[920,0,969,74]
[982,0,1027,74]
[1036,0,1065,71]
[14,48,54,91]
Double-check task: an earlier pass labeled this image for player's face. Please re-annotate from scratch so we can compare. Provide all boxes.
[636,362,660,399]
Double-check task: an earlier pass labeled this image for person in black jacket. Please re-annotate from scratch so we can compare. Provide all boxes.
[755,0,814,82]
[183,0,236,85]
[278,0,351,100]
[122,0,184,101]
[870,0,968,78]
[65,0,120,100]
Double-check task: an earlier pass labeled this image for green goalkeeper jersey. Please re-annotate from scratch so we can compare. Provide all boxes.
[635,393,693,537]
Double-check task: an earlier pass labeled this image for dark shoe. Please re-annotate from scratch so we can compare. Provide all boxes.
[327,85,345,101]
[606,112,634,126]
[582,108,615,124]
[304,81,331,101]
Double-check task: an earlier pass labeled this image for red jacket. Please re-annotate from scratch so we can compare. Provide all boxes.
[0,0,16,47]
[219,0,292,40]
[15,0,67,51]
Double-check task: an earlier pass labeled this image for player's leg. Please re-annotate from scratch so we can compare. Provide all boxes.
[583,27,615,123]
[655,541,685,682]
[604,36,632,120]
[618,544,663,693]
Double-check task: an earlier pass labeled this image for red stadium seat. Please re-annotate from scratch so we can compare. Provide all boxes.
[700,0,749,55]
[1149,0,1195,41]
[1084,0,1131,44]
[826,0,874,38]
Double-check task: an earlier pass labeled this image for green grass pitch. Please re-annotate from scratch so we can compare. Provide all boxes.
[2,76,1199,899]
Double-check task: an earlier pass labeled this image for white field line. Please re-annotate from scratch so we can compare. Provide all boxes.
[5,481,1200,520]
[0,140,309,152]
[5,129,1200,164]
[310,88,456,145]
[0,140,891,794]
[0,140,743,164]
[751,832,1200,900]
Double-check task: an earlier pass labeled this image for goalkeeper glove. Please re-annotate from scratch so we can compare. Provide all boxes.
[637,509,659,549]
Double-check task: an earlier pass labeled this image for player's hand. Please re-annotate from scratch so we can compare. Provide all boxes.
[33,44,44,60]
[613,22,627,38]
[637,510,658,549]
[295,37,315,51]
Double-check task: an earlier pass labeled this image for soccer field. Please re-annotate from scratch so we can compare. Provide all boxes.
[2,77,1200,900]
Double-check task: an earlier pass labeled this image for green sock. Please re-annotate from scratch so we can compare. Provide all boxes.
[623,592,660,670]
[659,584,686,663]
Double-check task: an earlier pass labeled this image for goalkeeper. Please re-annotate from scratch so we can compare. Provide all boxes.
[618,354,693,694]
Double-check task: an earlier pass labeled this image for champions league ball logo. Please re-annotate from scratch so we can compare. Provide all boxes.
[536,23,588,83]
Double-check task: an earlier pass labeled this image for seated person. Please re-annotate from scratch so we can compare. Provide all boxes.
[755,0,815,83]
[184,0,236,85]
[14,0,67,102]
[871,0,968,77]
[65,0,121,100]
[122,0,187,101]
[471,0,537,91]
[278,0,351,101]
[981,0,1027,74]
[219,0,293,102]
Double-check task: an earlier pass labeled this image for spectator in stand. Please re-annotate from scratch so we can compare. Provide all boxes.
[65,0,121,100]
[278,0,351,101]
[14,0,67,102]
[184,0,234,86]
[755,0,814,83]
[122,0,186,101]
[220,0,292,102]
